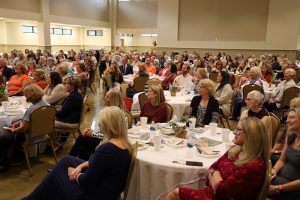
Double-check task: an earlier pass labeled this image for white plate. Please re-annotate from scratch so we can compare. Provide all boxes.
[164,138,186,148]
[3,110,24,116]
[195,151,220,158]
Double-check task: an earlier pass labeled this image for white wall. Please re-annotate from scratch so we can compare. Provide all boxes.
[158,0,300,50]
[83,27,111,48]
[5,21,38,45]
[116,28,157,47]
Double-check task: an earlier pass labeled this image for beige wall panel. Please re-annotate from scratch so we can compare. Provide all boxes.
[0,0,40,13]
[49,0,108,22]
[117,1,157,28]
[178,0,269,41]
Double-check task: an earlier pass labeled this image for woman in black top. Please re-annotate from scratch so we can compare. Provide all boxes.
[268,108,300,199]
[189,79,219,127]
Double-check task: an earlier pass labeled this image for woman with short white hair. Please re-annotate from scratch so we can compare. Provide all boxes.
[240,90,269,120]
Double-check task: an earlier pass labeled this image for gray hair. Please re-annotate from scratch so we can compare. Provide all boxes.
[247,90,264,105]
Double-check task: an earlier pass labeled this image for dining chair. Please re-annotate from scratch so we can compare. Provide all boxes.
[268,112,281,147]
[147,79,162,88]
[120,82,129,99]
[277,86,300,119]
[166,103,173,122]
[122,142,138,200]
[219,90,235,130]
[138,92,148,109]
[133,76,149,93]
[209,72,218,83]
[21,106,57,176]
[103,72,113,93]
[124,111,133,129]
[242,84,264,101]
[54,95,89,140]
[256,160,272,200]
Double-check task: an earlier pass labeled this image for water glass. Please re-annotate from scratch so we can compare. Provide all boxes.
[140,117,148,129]
[209,122,217,135]
[222,128,230,142]
[153,135,161,151]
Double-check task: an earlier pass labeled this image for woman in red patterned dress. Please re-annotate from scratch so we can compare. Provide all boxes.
[166,117,269,200]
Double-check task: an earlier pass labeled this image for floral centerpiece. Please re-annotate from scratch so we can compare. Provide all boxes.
[169,83,178,96]
[169,116,191,138]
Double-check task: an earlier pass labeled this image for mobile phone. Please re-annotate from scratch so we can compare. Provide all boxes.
[186,161,203,166]
[3,127,11,130]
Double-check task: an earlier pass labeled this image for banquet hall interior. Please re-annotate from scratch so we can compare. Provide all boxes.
[0,0,300,199]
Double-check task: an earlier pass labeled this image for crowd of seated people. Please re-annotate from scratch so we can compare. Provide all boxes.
[1,48,300,199]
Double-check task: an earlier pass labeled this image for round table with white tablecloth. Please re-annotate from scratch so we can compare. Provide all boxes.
[132,90,195,118]
[126,125,234,200]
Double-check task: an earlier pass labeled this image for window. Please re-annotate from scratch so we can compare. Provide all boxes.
[141,33,158,37]
[53,28,63,35]
[62,29,72,35]
[87,30,103,36]
[50,28,54,34]
[22,25,38,33]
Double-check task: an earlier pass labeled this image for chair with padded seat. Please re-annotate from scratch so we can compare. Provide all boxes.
[21,106,58,176]
[121,142,138,200]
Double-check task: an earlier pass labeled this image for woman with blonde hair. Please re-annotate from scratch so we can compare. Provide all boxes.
[193,68,208,94]
[140,84,167,123]
[69,88,125,160]
[0,83,48,173]
[167,117,269,200]
[23,106,132,200]
[268,108,300,199]
[189,79,219,127]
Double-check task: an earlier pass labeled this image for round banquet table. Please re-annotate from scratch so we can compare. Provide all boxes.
[126,125,234,200]
[132,90,194,118]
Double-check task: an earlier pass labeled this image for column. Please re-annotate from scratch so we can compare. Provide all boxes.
[38,0,51,52]
[109,0,117,50]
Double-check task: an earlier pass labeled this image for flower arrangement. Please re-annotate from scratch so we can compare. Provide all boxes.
[169,116,191,138]
[169,83,178,96]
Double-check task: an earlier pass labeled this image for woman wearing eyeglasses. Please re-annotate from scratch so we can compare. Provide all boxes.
[54,76,83,131]
[166,117,269,200]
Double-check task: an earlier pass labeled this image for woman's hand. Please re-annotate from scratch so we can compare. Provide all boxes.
[68,166,82,181]
[82,128,93,137]
[271,168,277,179]
[268,185,277,195]
[165,188,180,200]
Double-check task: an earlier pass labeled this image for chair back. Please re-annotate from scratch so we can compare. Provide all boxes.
[295,69,300,83]
[242,84,264,101]
[123,142,138,200]
[280,86,300,108]
[78,95,89,134]
[124,111,133,129]
[104,72,113,89]
[269,112,281,147]
[27,106,56,144]
[230,90,237,115]
[166,103,173,122]
[256,160,272,200]
[120,82,129,98]
[138,92,148,109]
[147,79,162,88]
[209,72,218,83]
[133,76,149,92]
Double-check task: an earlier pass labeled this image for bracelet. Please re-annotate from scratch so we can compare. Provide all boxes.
[275,185,281,194]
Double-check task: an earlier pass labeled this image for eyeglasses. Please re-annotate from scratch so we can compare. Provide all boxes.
[233,127,244,135]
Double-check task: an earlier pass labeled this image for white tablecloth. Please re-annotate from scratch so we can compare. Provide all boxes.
[132,91,194,118]
[127,126,234,200]
[0,96,28,134]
